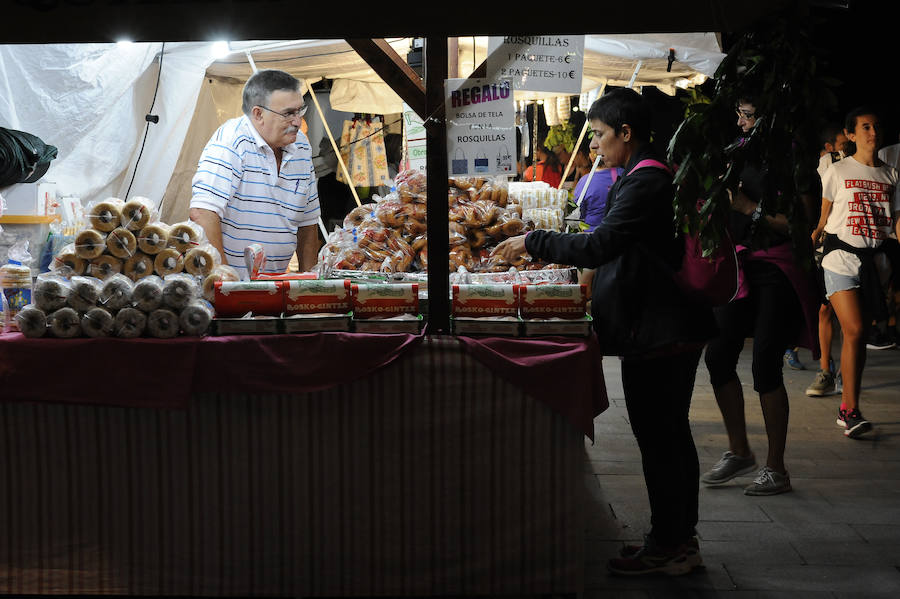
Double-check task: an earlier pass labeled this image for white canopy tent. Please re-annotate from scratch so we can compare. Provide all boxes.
[0,34,724,223]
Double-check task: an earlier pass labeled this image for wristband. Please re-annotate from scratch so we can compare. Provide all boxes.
[750,202,763,223]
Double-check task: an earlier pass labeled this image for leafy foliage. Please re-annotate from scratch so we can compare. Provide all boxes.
[545,122,577,153]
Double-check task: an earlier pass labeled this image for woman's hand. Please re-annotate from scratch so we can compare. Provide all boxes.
[729,188,757,216]
[811,226,825,247]
[492,234,528,263]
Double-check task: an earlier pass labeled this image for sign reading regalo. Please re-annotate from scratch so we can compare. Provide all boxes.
[444,78,515,178]
[487,35,585,95]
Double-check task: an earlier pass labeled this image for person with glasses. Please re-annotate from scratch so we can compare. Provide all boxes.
[190,69,320,277]
[701,96,820,495]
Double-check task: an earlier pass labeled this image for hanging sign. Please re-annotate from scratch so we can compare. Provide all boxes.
[444,77,516,178]
[403,103,427,174]
[486,36,585,96]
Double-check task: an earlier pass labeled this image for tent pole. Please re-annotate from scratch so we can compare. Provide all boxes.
[305,79,362,208]
[557,82,607,190]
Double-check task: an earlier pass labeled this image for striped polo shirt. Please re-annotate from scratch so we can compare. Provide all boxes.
[190,115,320,277]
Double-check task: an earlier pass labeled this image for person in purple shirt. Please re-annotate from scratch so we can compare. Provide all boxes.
[573,138,623,231]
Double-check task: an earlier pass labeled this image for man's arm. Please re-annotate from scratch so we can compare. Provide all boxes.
[296,223,320,272]
[811,198,833,246]
[189,207,226,262]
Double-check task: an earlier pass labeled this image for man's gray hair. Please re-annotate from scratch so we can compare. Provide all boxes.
[242,69,301,115]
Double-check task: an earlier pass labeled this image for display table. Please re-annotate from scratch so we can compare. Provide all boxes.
[0,331,607,597]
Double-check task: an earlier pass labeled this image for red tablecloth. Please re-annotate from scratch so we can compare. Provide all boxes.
[0,331,606,439]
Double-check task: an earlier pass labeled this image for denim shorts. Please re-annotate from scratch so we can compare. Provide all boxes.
[823,268,860,299]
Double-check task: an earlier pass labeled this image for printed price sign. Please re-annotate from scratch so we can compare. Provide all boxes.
[403,103,427,174]
[444,77,516,178]
[487,35,585,95]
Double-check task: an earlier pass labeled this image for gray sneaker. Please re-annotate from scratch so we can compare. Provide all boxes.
[700,451,757,485]
[744,466,792,496]
[805,370,835,396]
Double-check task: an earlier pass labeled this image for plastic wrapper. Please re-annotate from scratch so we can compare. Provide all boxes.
[48,306,82,338]
[106,226,138,259]
[137,222,171,255]
[114,307,146,338]
[1,286,9,334]
[523,207,564,231]
[154,248,185,277]
[81,306,114,338]
[373,195,412,228]
[168,220,205,253]
[132,274,165,312]
[50,243,86,276]
[1,241,34,330]
[284,279,351,315]
[162,273,199,311]
[147,308,180,338]
[395,169,427,200]
[201,264,240,302]
[351,283,419,319]
[99,273,134,312]
[86,197,124,233]
[14,304,47,338]
[33,273,71,312]
[123,252,155,281]
[89,255,122,280]
[184,243,222,277]
[213,280,284,317]
[519,284,588,319]
[68,275,103,312]
[342,204,377,229]
[451,284,520,317]
[73,228,107,259]
[179,299,215,336]
[120,196,157,231]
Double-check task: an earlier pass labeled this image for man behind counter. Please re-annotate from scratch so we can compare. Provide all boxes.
[189,69,320,277]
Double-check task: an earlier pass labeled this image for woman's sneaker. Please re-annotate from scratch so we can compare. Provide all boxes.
[700,451,757,485]
[837,407,872,438]
[608,538,696,576]
[805,370,836,396]
[743,466,792,496]
[620,535,703,570]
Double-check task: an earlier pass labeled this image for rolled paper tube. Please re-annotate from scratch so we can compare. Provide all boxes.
[67,276,102,312]
[106,227,138,259]
[81,307,115,338]
[52,248,86,276]
[132,276,165,312]
[179,300,214,336]
[74,229,107,259]
[162,276,197,311]
[184,245,220,277]
[137,222,171,255]
[89,199,124,232]
[114,307,147,338]
[168,221,204,253]
[154,248,184,277]
[121,197,155,231]
[14,305,47,338]
[89,255,122,280]
[48,307,82,338]
[33,277,70,312]
[123,252,154,281]
[147,308,180,338]
[99,274,134,312]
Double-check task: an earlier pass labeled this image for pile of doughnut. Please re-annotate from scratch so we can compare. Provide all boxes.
[319,170,568,273]
[14,196,241,339]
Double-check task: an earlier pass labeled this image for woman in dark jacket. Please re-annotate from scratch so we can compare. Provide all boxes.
[494,88,716,576]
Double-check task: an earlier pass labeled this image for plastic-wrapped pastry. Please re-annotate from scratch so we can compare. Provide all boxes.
[89,255,122,280]
[14,304,47,338]
[33,275,71,312]
[201,264,240,302]
[81,307,114,338]
[74,228,107,259]
[154,248,184,277]
[123,252,154,281]
[168,221,204,253]
[162,273,198,311]
[48,307,82,338]
[132,275,164,312]
[179,299,214,336]
[106,227,138,259]
[68,276,103,312]
[99,273,134,312]
[184,243,221,277]
[87,198,124,233]
[114,307,146,338]
[147,308,180,338]
[120,196,157,231]
[50,243,87,276]
[137,222,171,255]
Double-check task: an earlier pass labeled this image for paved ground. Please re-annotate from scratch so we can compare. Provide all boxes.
[583,338,900,598]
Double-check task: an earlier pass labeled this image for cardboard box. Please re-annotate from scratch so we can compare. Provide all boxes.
[451,284,519,318]
[519,284,587,320]
[284,279,352,315]
[351,283,419,319]
[214,280,284,317]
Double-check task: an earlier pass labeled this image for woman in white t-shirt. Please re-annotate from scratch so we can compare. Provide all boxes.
[812,107,900,438]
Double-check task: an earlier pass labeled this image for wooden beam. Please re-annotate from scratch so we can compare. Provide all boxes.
[345,38,426,119]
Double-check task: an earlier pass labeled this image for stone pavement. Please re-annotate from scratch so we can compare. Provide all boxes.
[583,340,900,598]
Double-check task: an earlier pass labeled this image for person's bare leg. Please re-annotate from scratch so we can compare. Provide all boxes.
[829,289,865,410]
[760,385,789,474]
[818,303,834,372]
[712,378,752,458]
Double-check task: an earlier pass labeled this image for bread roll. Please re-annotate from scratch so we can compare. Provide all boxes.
[106,227,138,259]
[201,264,240,302]
[14,305,47,338]
[88,198,124,233]
[147,308,180,338]
[51,244,86,276]
[137,222,171,255]
[74,229,107,259]
[114,307,146,338]
[184,244,221,277]
[120,197,156,231]
[33,277,70,312]
[168,221,204,253]
[123,252,154,281]
[179,300,214,336]
[99,274,134,312]
[132,275,165,312]
[81,307,114,338]
[89,255,122,280]
[48,307,81,338]
[68,276,102,312]
[154,248,184,277]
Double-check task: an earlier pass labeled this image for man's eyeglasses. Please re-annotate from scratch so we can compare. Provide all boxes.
[735,109,757,120]
[259,104,308,121]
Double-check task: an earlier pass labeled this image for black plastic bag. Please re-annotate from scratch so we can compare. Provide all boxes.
[0,127,58,187]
